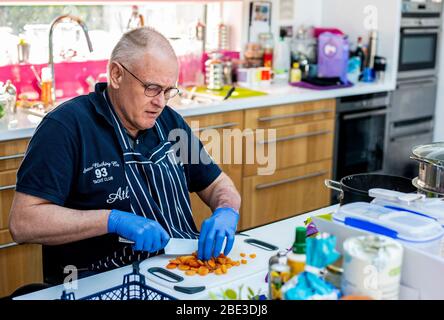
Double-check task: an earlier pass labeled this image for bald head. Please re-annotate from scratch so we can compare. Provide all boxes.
[109,27,177,71]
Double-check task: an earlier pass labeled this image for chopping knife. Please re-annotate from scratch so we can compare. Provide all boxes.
[119,237,198,255]
[223,85,236,100]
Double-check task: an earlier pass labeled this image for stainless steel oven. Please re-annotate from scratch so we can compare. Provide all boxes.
[398,0,442,79]
[333,93,391,181]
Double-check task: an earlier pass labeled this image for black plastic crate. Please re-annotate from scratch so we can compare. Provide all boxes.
[61,262,175,301]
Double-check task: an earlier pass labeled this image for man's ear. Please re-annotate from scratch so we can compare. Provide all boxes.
[109,61,123,89]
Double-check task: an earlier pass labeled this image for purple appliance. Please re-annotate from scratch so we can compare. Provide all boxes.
[317,32,349,83]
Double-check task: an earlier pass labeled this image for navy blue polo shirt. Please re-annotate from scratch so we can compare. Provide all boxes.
[16,82,221,282]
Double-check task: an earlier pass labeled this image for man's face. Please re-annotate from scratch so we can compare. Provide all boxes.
[112,51,178,131]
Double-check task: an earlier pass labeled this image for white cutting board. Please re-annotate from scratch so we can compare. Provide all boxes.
[139,236,279,295]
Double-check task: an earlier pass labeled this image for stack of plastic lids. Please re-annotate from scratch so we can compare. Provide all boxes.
[333,202,444,255]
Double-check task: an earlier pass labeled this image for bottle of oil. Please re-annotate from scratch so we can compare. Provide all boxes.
[40,67,53,108]
[287,226,306,277]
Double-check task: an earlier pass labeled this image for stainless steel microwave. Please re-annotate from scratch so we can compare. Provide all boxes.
[398,1,442,79]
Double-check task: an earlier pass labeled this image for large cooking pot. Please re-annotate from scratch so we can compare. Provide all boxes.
[325,174,416,205]
[411,142,444,196]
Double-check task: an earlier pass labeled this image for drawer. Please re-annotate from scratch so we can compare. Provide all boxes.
[0,139,29,171]
[0,229,43,298]
[185,111,244,228]
[184,111,243,133]
[243,120,335,176]
[245,99,336,129]
[0,170,17,230]
[241,160,332,230]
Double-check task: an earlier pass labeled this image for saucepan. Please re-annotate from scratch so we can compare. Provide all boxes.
[325,173,416,205]
[411,142,444,197]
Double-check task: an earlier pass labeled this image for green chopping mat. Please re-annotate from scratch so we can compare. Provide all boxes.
[189,86,268,99]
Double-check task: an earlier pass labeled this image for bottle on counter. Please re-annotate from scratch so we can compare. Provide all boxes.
[354,37,366,72]
[40,67,54,108]
[287,226,306,277]
[259,32,274,69]
[290,62,302,83]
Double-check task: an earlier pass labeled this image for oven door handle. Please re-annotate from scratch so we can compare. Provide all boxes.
[342,109,387,120]
[396,79,437,89]
[402,28,440,34]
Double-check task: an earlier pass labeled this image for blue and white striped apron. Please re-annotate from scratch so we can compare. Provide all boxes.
[91,91,199,271]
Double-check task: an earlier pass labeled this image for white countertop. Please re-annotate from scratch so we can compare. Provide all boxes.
[0,80,395,143]
[14,205,338,301]
[173,80,395,118]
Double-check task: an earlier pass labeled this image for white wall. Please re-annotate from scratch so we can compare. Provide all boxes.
[276,0,323,31]
[240,0,323,54]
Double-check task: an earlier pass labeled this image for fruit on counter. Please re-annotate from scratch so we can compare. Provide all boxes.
[165,251,252,276]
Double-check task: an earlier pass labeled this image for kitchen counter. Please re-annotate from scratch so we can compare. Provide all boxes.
[14,205,338,300]
[0,80,395,143]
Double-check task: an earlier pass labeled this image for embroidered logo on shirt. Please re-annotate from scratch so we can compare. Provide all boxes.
[83,161,120,184]
[106,186,130,204]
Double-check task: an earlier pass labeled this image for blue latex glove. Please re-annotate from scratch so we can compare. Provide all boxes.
[198,207,239,261]
[108,209,170,252]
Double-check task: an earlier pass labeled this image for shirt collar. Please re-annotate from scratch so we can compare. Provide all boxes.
[88,82,115,127]
[90,82,151,140]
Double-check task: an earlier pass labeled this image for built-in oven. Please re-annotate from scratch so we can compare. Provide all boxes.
[398,0,442,79]
[333,93,391,181]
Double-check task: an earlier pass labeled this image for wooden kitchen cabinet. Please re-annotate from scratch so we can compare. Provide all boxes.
[241,99,336,229]
[241,160,332,229]
[0,230,42,298]
[0,138,43,298]
[244,99,335,130]
[184,111,244,230]
[243,119,335,176]
[0,139,29,171]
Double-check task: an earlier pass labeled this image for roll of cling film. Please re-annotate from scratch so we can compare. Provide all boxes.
[269,267,291,300]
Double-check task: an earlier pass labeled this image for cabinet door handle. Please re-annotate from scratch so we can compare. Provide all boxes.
[255,170,329,190]
[0,242,18,250]
[257,109,333,122]
[0,184,16,191]
[0,153,25,161]
[258,130,332,145]
[192,122,239,132]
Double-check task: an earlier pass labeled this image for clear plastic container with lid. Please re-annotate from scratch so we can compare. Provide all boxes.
[333,202,444,255]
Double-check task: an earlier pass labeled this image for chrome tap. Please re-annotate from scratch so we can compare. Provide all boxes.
[48,15,93,104]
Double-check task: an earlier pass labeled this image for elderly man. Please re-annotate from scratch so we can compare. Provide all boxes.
[9,27,241,284]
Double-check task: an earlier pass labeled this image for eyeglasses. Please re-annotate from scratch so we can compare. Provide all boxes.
[118,63,179,100]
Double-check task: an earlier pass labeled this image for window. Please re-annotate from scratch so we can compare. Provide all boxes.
[0,2,243,66]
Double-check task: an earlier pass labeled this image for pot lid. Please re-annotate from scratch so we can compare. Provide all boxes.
[412,143,444,165]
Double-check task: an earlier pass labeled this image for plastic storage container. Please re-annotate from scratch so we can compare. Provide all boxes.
[370,188,444,226]
[333,202,444,255]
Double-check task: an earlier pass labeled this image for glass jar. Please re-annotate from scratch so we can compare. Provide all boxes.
[323,258,343,289]
[259,32,274,68]
[205,52,224,90]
